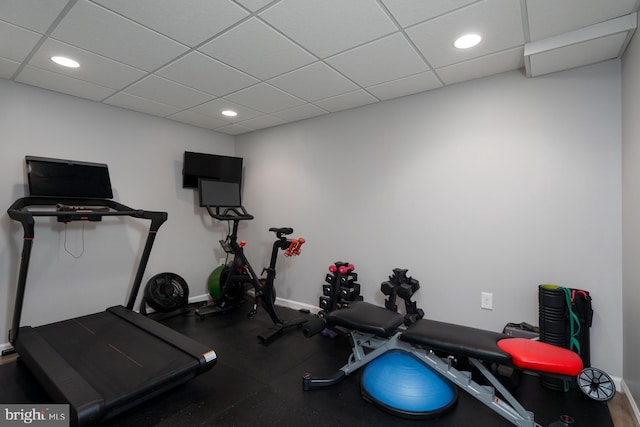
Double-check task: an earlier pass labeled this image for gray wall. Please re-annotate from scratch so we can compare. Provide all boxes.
[622,18,640,412]
[0,59,625,384]
[236,61,623,378]
[0,80,234,346]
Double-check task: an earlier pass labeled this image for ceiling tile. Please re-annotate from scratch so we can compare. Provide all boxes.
[0,20,41,62]
[526,0,638,41]
[199,18,316,80]
[213,123,255,135]
[103,91,181,117]
[527,32,628,77]
[380,0,479,28]
[92,0,248,47]
[157,51,258,96]
[50,0,188,71]
[124,75,214,109]
[326,33,428,87]
[166,109,230,129]
[0,57,20,79]
[0,0,68,33]
[260,0,398,58]
[437,46,524,85]
[272,103,329,122]
[268,62,358,102]
[238,114,287,130]
[190,98,263,121]
[29,38,147,89]
[225,83,306,113]
[234,0,273,12]
[406,0,524,68]
[366,71,442,101]
[314,89,378,112]
[15,65,115,101]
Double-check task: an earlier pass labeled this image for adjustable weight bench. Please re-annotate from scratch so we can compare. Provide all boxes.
[302,301,614,427]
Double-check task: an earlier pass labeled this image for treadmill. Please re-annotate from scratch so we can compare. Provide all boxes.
[7,158,217,426]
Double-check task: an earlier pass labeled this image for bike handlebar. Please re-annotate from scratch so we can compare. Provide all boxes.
[206,205,254,221]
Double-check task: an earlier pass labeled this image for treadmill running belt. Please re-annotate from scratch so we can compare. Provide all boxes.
[15,307,215,425]
[38,311,199,404]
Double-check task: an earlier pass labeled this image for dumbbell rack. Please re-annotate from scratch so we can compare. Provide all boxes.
[318,261,363,316]
[380,268,424,325]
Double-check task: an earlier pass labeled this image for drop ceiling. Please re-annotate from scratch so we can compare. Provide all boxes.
[1,0,638,135]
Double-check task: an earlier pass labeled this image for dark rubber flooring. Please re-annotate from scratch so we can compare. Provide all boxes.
[0,302,614,426]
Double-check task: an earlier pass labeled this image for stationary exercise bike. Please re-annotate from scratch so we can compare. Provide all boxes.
[196,205,308,344]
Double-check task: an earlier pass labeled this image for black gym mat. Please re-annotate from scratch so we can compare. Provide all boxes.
[0,303,615,427]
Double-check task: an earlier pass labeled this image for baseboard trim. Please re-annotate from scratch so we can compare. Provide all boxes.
[240,290,320,314]
[613,376,624,393]
[189,294,210,304]
[273,296,319,313]
[620,378,640,425]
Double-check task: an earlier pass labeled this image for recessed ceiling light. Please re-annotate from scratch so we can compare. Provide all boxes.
[51,56,80,68]
[222,110,238,117]
[454,34,481,49]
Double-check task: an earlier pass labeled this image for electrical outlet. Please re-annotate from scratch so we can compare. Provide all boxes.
[219,258,226,266]
[481,292,493,310]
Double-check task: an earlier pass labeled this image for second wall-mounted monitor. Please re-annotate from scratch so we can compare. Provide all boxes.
[182,151,243,188]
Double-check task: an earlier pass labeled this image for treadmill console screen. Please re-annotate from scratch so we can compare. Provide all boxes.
[26,156,113,199]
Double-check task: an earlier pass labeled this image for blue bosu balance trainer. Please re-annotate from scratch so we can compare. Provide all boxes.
[360,350,457,418]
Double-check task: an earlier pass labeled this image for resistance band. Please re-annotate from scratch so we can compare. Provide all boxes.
[561,286,582,392]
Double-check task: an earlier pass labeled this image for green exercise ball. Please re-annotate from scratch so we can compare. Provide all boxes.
[207,265,226,302]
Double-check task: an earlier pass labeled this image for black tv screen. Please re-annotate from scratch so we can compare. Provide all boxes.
[198,178,241,207]
[183,151,243,188]
[26,156,113,199]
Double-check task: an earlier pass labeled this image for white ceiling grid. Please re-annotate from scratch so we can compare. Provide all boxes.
[0,0,638,135]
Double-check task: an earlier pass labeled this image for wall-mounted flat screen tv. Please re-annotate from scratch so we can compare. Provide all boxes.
[198,178,241,207]
[182,151,243,188]
[26,156,113,199]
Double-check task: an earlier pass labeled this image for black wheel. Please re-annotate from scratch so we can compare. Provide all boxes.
[208,265,245,304]
[577,367,615,402]
[220,268,245,304]
[144,273,189,313]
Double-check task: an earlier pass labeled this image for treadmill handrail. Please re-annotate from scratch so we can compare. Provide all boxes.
[7,196,168,345]
[8,197,166,237]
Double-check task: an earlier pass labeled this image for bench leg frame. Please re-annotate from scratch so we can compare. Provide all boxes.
[304,330,540,427]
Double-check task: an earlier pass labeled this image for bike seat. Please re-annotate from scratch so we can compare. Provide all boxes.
[269,227,293,236]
